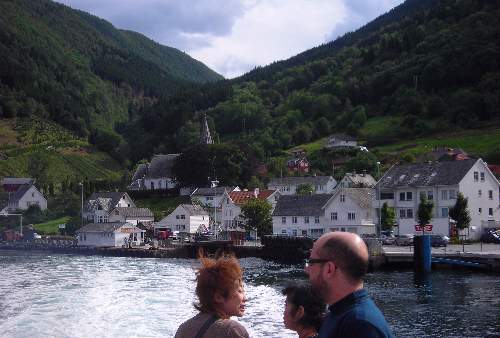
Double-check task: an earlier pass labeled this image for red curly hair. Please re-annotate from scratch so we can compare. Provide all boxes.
[194,255,243,317]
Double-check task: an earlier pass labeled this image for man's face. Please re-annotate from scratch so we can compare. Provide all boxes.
[305,240,329,302]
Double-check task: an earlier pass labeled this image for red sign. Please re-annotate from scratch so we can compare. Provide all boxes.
[415,224,433,232]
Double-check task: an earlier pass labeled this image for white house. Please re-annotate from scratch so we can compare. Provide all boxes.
[76,222,145,247]
[220,189,279,241]
[338,172,376,188]
[3,184,47,212]
[128,154,180,190]
[83,192,136,224]
[268,176,337,195]
[272,188,375,238]
[325,134,358,148]
[190,186,240,227]
[375,159,500,239]
[108,207,154,225]
[154,204,209,236]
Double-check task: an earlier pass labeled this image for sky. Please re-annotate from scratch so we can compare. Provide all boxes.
[56,0,405,79]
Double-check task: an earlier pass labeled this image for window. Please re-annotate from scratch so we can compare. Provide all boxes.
[176,215,180,219]
[449,190,456,199]
[348,212,356,220]
[400,192,412,201]
[314,216,320,224]
[206,196,214,201]
[340,194,345,202]
[474,171,479,181]
[480,172,485,181]
[489,190,493,200]
[302,230,307,236]
[292,229,298,236]
[399,209,406,218]
[150,182,154,189]
[427,191,433,200]
[331,212,337,220]
[441,190,448,200]
[292,217,297,224]
[281,229,287,235]
[282,217,286,224]
[441,208,449,217]
[489,208,493,216]
[479,208,482,214]
[407,209,414,219]
[310,229,324,236]
[180,215,186,219]
[380,192,394,200]
[407,192,413,201]
[478,190,482,197]
[304,216,309,224]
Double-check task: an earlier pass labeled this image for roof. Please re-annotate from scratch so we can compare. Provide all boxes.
[379,159,477,188]
[76,222,143,233]
[111,207,154,218]
[180,204,209,215]
[268,176,333,186]
[343,173,376,187]
[228,189,276,205]
[145,154,180,179]
[191,186,237,196]
[131,163,148,181]
[84,192,131,212]
[332,188,374,208]
[273,194,333,216]
[1,177,34,186]
[10,185,41,203]
[329,133,357,142]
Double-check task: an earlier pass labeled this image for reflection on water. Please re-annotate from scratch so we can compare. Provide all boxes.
[0,250,499,338]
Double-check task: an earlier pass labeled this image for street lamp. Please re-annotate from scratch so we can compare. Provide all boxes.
[0,211,23,237]
[376,161,381,237]
[79,182,84,227]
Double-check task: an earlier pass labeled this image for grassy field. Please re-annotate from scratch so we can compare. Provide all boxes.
[0,117,123,182]
[135,196,191,221]
[33,216,71,235]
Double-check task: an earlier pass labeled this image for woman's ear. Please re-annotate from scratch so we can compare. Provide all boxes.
[214,290,225,305]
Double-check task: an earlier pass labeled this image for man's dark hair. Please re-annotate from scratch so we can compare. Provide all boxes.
[282,282,325,331]
[320,236,368,282]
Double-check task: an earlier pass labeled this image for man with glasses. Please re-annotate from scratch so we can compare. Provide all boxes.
[305,232,392,338]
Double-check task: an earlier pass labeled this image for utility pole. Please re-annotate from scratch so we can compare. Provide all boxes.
[79,182,84,227]
[377,162,381,237]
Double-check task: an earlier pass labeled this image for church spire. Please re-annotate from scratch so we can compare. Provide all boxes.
[199,113,213,145]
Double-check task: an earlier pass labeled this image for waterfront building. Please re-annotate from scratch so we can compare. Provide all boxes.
[272,188,375,238]
[128,154,180,190]
[221,189,279,243]
[76,222,145,247]
[108,207,154,225]
[154,204,209,237]
[375,158,500,239]
[190,186,240,227]
[268,176,337,195]
[83,192,136,224]
[1,182,47,212]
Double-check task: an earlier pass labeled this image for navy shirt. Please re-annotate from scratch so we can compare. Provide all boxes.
[318,289,393,338]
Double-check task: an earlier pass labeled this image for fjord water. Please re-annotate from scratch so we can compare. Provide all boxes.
[0,251,499,338]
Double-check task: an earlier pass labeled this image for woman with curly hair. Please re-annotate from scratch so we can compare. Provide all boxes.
[282,282,326,338]
[175,255,249,338]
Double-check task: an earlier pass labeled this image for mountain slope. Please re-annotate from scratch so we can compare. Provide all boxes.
[0,0,221,137]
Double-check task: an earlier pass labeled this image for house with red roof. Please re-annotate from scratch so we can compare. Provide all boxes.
[220,188,280,244]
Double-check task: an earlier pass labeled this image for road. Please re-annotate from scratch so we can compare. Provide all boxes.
[383,243,500,255]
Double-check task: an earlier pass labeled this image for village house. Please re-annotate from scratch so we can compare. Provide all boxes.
[154,204,209,237]
[267,176,337,195]
[325,134,358,148]
[128,154,180,190]
[337,172,376,188]
[376,158,500,239]
[76,222,145,247]
[221,189,279,243]
[287,149,310,174]
[107,207,154,225]
[272,188,375,238]
[83,192,136,223]
[1,180,47,213]
[190,186,240,225]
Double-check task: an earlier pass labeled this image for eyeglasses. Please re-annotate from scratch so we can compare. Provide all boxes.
[304,258,333,267]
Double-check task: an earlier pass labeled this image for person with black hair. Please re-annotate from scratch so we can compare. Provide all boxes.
[282,282,326,338]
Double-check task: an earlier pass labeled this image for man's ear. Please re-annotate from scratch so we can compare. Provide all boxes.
[294,305,305,321]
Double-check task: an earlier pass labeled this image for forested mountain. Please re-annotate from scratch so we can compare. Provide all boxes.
[125,0,500,184]
[0,0,222,138]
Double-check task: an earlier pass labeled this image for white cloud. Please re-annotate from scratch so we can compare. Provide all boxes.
[189,0,348,78]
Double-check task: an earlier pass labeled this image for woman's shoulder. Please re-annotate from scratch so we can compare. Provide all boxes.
[211,318,249,338]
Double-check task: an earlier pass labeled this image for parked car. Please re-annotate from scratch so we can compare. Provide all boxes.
[380,231,396,245]
[430,234,450,247]
[395,234,414,246]
[480,229,500,243]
